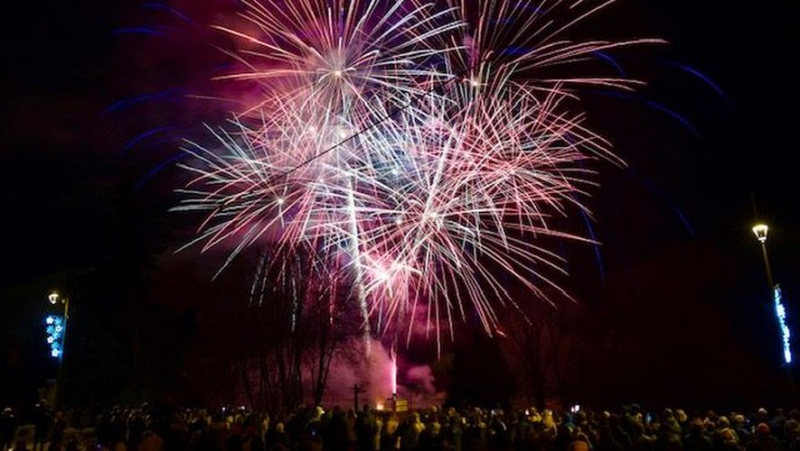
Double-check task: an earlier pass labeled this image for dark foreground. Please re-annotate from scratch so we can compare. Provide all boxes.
[1,404,798,451]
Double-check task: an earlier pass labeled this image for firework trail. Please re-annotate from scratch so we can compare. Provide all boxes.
[172,0,662,349]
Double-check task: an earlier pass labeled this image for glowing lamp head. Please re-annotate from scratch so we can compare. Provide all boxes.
[48,292,59,304]
[753,224,769,243]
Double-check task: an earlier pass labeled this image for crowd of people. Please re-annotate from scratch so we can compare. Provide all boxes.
[1,402,799,451]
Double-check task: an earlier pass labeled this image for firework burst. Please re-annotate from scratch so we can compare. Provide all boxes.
[173,0,661,349]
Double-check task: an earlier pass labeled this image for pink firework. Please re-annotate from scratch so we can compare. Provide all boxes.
[173,0,662,348]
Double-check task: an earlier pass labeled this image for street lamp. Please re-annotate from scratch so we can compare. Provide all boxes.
[45,290,70,407]
[752,223,796,405]
[753,224,769,242]
[46,291,70,358]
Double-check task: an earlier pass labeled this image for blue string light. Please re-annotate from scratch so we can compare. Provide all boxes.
[44,315,65,360]
[774,286,792,364]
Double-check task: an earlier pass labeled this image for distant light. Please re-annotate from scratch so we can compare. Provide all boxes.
[338,129,349,139]
[51,349,60,358]
[47,337,54,344]
[395,217,403,226]
[774,285,793,364]
[55,326,63,333]
[570,404,581,413]
[391,168,400,176]
[376,403,384,411]
[470,78,481,88]
[46,316,55,325]
[753,224,769,243]
[276,198,285,206]
[48,292,59,304]
[333,69,343,77]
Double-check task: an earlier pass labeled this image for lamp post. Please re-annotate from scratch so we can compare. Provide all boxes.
[47,291,70,407]
[48,291,70,358]
[752,224,796,406]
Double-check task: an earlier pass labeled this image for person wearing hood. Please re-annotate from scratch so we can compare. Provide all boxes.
[747,423,780,451]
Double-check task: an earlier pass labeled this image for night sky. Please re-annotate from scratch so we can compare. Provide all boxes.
[1,0,796,408]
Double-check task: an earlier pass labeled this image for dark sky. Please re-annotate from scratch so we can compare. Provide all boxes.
[1,0,796,407]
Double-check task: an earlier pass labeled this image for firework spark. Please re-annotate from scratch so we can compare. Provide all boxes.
[173,0,660,349]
